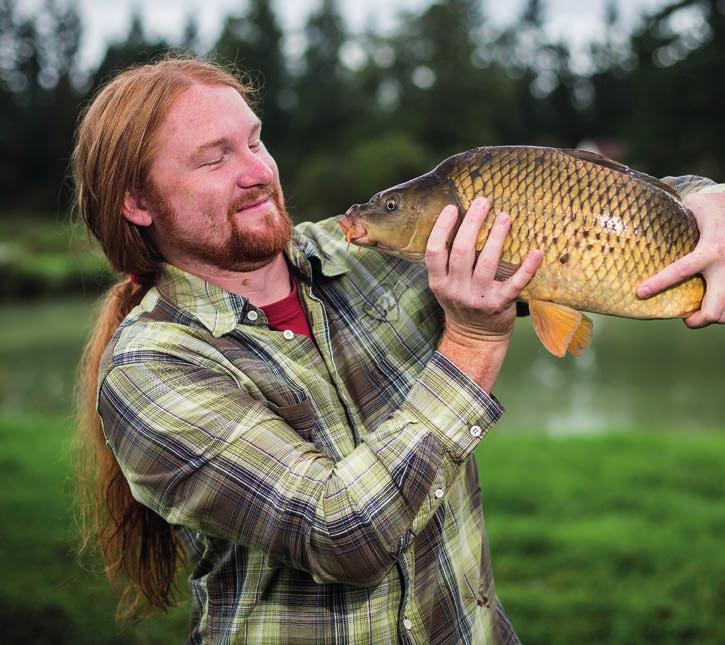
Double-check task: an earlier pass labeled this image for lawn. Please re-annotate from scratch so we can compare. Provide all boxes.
[1,296,724,643]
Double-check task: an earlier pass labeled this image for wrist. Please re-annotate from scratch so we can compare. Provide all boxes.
[442,320,513,346]
[437,328,511,393]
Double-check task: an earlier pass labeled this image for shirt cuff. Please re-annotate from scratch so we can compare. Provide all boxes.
[400,351,504,462]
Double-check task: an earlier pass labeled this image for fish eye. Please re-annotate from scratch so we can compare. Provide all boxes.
[385,197,399,212]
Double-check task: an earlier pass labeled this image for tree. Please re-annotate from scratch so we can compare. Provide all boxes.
[293,0,350,152]
[625,0,725,178]
[213,0,289,168]
[0,0,83,211]
[90,12,170,90]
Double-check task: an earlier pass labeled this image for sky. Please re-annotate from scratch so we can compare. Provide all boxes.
[18,0,680,72]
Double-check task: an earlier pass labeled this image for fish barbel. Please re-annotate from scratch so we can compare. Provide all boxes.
[338,145,707,358]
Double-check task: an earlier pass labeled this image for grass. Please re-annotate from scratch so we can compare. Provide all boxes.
[477,431,725,644]
[0,413,189,644]
[2,296,724,643]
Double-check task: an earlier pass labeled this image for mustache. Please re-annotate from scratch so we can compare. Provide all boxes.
[229,187,276,213]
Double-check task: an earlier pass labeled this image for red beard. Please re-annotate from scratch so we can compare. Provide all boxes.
[147,183,293,272]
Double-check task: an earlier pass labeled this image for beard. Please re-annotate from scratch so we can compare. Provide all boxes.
[146,182,293,273]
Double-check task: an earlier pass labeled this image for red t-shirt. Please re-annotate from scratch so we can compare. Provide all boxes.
[259,278,313,339]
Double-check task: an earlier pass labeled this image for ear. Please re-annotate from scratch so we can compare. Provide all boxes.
[122,189,154,227]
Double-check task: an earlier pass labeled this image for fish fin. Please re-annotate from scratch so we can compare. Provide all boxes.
[566,314,593,357]
[494,260,520,281]
[562,149,681,200]
[529,299,587,358]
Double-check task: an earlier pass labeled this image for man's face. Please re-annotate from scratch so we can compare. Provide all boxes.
[144,83,292,272]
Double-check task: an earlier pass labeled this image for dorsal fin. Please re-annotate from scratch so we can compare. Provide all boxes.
[562,148,681,201]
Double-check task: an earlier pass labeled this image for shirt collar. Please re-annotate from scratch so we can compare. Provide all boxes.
[154,225,349,337]
[288,226,349,281]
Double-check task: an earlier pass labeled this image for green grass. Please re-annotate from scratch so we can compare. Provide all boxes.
[2,297,724,643]
[3,409,724,643]
[477,431,725,644]
[0,412,189,643]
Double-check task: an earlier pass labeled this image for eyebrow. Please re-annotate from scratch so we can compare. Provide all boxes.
[190,138,227,160]
[189,121,263,161]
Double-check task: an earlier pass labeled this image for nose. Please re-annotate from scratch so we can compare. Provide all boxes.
[235,150,275,188]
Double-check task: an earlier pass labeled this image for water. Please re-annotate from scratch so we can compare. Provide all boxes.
[1,298,723,432]
[496,313,725,433]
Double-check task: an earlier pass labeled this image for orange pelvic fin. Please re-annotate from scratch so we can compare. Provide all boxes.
[567,315,593,357]
[529,299,593,358]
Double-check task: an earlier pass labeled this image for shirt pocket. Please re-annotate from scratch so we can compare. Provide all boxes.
[267,397,319,444]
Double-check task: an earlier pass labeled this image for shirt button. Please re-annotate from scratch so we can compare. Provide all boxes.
[403,618,413,630]
[246,310,258,322]
[283,329,295,340]
[469,425,482,438]
[434,488,444,499]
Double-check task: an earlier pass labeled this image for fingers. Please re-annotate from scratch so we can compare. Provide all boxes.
[637,252,705,299]
[500,249,544,301]
[425,204,458,281]
[683,269,725,328]
[449,198,492,282]
[471,211,510,285]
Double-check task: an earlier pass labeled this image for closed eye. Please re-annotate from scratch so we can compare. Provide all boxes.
[203,156,224,167]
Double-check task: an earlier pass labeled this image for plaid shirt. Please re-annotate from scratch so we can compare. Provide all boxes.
[98,217,518,644]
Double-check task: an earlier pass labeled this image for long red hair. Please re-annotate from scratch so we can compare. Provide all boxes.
[72,56,252,619]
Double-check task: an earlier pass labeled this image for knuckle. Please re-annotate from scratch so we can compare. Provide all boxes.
[477,258,496,275]
[448,289,463,305]
[425,247,442,263]
[703,310,720,324]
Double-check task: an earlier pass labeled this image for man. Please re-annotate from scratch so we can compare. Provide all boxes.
[74,58,725,644]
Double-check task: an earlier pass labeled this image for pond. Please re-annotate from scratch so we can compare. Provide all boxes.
[496,312,725,433]
[1,298,723,432]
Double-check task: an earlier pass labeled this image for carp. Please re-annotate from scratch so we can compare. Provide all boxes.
[338,146,707,358]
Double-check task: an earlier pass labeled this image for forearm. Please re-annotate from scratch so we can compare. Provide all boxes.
[100,353,502,586]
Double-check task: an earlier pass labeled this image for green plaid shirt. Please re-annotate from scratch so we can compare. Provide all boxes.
[98,217,518,644]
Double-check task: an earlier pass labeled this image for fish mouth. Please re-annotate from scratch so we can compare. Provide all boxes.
[338,212,374,249]
[338,207,396,252]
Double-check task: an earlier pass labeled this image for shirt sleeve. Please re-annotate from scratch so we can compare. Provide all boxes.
[660,174,725,197]
[98,349,502,588]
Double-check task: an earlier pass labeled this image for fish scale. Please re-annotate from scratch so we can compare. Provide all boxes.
[445,147,703,318]
[338,145,709,357]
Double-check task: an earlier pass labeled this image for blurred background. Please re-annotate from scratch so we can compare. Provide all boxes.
[1,0,724,642]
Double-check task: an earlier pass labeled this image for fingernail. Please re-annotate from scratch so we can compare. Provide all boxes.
[497,213,509,225]
[638,286,650,298]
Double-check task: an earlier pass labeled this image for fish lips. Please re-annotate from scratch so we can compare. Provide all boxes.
[338,209,369,245]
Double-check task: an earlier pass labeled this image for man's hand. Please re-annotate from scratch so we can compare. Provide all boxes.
[426,197,542,390]
[637,192,725,327]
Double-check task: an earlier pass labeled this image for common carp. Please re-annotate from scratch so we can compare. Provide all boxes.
[338,146,708,358]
